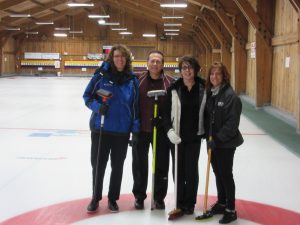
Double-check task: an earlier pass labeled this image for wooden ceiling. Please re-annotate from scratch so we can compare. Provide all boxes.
[0,0,251,45]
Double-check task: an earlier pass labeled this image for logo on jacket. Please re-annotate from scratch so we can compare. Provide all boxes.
[217,101,224,107]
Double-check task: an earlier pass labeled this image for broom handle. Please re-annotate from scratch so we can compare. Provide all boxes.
[174,97,179,209]
[203,136,212,213]
[151,102,158,210]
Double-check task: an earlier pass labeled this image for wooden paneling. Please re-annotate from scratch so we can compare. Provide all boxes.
[246,24,256,98]
[271,0,300,128]
[1,38,16,74]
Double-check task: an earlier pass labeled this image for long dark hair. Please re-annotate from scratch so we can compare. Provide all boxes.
[206,61,230,90]
[106,44,132,74]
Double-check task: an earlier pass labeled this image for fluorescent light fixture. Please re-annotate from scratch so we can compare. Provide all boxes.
[88,14,110,18]
[111,28,127,31]
[54,33,67,37]
[99,22,120,26]
[55,27,71,31]
[67,3,94,7]
[35,21,54,25]
[162,16,184,19]
[160,3,187,8]
[5,27,21,31]
[164,23,182,26]
[25,31,39,34]
[98,19,106,24]
[164,29,180,32]
[69,30,83,34]
[119,32,132,35]
[165,33,179,36]
[9,14,31,17]
[143,33,156,37]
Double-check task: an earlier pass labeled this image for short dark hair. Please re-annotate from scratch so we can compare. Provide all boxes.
[178,55,201,76]
[106,44,132,73]
[206,61,231,90]
[147,50,164,64]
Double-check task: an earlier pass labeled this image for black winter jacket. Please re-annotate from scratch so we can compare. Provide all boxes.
[204,83,244,148]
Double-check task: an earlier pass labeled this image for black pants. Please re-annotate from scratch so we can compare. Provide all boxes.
[211,147,236,210]
[173,140,201,209]
[132,130,170,201]
[91,132,129,202]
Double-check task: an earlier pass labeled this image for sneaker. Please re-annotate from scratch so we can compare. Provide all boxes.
[207,202,226,215]
[134,199,144,210]
[108,200,119,213]
[219,210,237,224]
[154,200,165,209]
[87,199,99,213]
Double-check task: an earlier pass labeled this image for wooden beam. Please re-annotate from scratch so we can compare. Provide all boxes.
[201,9,231,50]
[289,0,300,11]
[0,0,25,10]
[188,0,215,10]
[0,0,69,28]
[233,0,272,46]
[195,18,220,48]
[200,10,231,71]
[272,32,298,46]
[296,10,300,130]
[212,0,246,46]
[193,26,212,50]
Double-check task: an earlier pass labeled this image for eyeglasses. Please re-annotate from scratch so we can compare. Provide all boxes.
[181,65,193,71]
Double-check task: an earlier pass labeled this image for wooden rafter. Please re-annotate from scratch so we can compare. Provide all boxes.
[233,0,272,46]
[200,9,231,50]
[211,0,246,46]
[289,0,300,11]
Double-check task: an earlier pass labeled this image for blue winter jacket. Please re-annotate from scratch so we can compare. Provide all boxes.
[83,61,140,135]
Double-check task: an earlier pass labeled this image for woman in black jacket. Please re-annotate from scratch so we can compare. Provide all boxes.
[164,55,206,215]
[204,62,243,224]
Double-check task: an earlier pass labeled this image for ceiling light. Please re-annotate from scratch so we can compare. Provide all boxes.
[160,3,187,8]
[119,32,132,35]
[164,29,180,32]
[55,27,71,31]
[54,33,67,37]
[98,19,106,24]
[99,22,120,26]
[162,16,184,19]
[25,31,39,34]
[9,14,31,17]
[5,27,21,31]
[35,21,54,25]
[69,30,83,34]
[164,23,182,26]
[88,14,110,18]
[165,33,179,36]
[67,3,94,7]
[143,34,156,37]
[111,28,127,31]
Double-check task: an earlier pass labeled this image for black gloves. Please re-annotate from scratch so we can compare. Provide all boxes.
[129,133,139,147]
[99,104,109,115]
[207,139,216,150]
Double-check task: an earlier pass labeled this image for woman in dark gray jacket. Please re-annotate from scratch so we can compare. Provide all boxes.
[204,62,243,224]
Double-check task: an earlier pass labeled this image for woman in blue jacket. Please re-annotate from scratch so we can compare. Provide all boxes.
[83,44,139,213]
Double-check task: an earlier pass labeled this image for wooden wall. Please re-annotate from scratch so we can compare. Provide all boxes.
[2,38,16,74]
[271,0,299,118]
